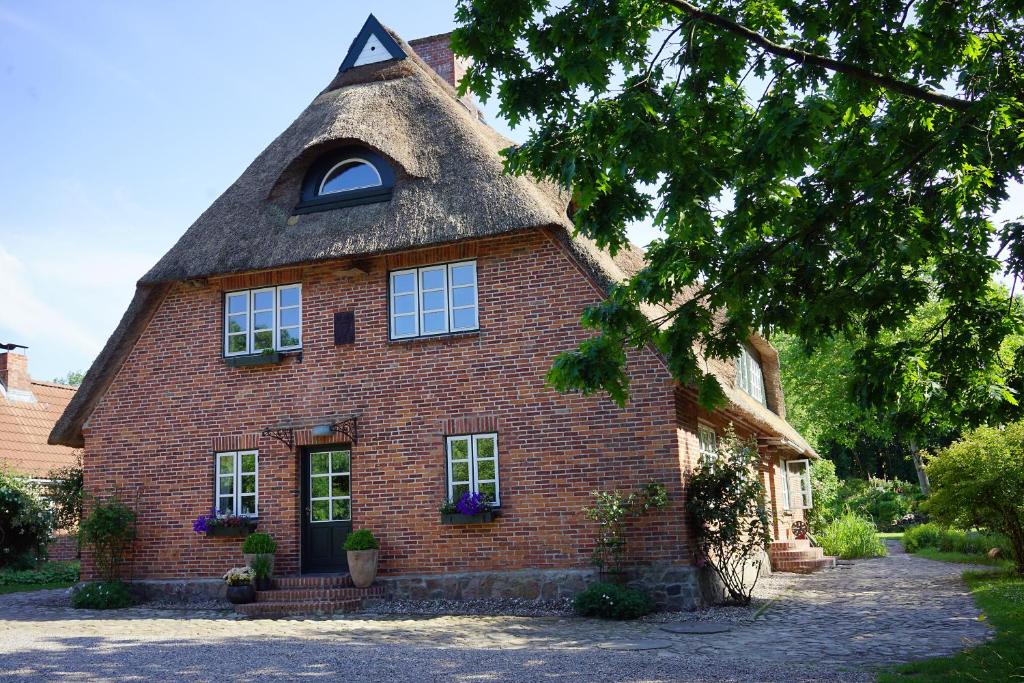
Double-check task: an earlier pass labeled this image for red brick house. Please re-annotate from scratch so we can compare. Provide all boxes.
[1,347,80,561]
[51,16,823,610]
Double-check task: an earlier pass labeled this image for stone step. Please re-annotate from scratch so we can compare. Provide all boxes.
[771,556,837,574]
[273,574,353,589]
[768,548,825,562]
[235,598,363,618]
[769,539,810,551]
[256,586,385,603]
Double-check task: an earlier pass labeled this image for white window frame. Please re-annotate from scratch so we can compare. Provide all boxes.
[318,158,382,195]
[223,284,302,356]
[215,450,259,517]
[390,261,478,339]
[737,344,767,405]
[786,458,813,509]
[445,433,500,506]
[697,423,718,464]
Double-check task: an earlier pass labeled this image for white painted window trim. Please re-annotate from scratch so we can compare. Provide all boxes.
[389,260,479,339]
[309,449,352,524]
[215,450,259,517]
[779,459,792,511]
[737,345,767,406]
[787,458,813,509]
[223,284,302,356]
[317,158,382,195]
[697,423,718,464]
[445,432,500,506]
[419,264,449,335]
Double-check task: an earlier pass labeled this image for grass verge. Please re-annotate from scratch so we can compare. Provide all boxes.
[877,532,904,540]
[0,581,75,595]
[0,561,79,595]
[879,570,1024,682]
[914,548,1014,569]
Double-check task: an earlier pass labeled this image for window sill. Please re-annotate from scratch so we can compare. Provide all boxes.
[440,511,498,525]
[205,519,258,537]
[388,330,481,346]
[224,350,302,368]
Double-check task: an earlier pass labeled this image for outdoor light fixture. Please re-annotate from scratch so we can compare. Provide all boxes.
[311,424,333,438]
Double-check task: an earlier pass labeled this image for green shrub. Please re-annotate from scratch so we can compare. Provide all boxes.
[574,582,655,619]
[0,471,53,567]
[46,457,83,531]
[807,458,841,530]
[926,422,1024,574]
[78,497,136,581]
[584,482,668,570]
[0,562,79,587]
[903,523,1013,557]
[71,581,136,610]
[250,554,272,579]
[343,529,379,551]
[241,532,277,554]
[836,477,922,532]
[817,513,887,559]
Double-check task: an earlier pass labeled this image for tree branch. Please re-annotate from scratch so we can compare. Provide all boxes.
[660,0,973,111]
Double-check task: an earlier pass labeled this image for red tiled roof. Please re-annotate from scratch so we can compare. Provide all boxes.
[0,380,79,477]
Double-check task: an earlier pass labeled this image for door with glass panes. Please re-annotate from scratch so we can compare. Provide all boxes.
[301,447,352,573]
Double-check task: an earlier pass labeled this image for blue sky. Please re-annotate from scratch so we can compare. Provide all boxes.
[0,1,1021,382]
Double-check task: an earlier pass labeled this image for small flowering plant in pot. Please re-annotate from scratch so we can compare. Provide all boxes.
[343,529,380,588]
[193,510,257,537]
[440,492,497,525]
[223,566,255,604]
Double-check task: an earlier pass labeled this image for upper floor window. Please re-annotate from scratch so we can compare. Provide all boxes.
[736,344,766,405]
[389,261,478,339]
[224,284,302,356]
[698,423,718,464]
[295,147,395,214]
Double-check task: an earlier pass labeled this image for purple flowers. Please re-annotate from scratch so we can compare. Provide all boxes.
[193,510,216,534]
[455,492,491,515]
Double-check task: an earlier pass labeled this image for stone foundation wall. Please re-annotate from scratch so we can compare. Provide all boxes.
[127,579,226,603]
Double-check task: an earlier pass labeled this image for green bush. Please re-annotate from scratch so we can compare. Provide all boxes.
[46,457,83,531]
[817,513,887,559]
[926,422,1024,574]
[834,477,923,532]
[78,497,136,581]
[71,581,136,610]
[903,523,1013,557]
[250,554,272,579]
[0,471,53,567]
[574,582,655,619]
[241,532,277,554]
[343,529,379,551]
[0,562,79,587]
[807,458,841,530]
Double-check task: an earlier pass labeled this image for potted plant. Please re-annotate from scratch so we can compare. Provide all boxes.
[225,348,283,368]
[193,511,257,537]
[241,532,277,580]
[250,554,273,591]
[344,529,379,588]
[440,492,496,524]
[223,566,255,604]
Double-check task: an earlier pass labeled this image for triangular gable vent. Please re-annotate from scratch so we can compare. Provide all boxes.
[339,14,406,71]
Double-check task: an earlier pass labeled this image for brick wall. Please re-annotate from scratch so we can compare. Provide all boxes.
[81,229,691,580]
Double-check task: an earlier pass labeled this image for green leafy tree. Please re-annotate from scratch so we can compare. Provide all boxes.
[926,422,1024,575]
[685,429,771,604]
[584,482,668,571]
[53,371,84,387]
[453,0,1024,416]
[46,456,84,531]
[806,458,840,530]
[0,471,52,567]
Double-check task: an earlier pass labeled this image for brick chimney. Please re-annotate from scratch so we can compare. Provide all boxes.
[409,32,476,111]
[0,348,33,400]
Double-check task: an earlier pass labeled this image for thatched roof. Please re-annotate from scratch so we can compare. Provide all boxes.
[49,19,813,457]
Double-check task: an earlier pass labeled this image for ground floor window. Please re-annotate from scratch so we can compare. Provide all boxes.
[216,450,258,516]
[781,458,812,509]
[446,433,499,505]
[697,423,718,464]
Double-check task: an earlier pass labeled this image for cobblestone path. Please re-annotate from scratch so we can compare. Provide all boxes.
[0,542,990,682]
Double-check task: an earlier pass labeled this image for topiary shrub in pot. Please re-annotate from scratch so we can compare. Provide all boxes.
[344,529,379,588]
[241,532,276,581]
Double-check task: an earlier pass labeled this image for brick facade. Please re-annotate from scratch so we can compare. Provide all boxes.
[81,229,708,581]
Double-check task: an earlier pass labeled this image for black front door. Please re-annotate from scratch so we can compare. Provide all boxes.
[301,446,353,573]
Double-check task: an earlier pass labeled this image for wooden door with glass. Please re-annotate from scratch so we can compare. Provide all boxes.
[301,446,352,573]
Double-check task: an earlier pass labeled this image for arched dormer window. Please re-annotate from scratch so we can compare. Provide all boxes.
[295,147,395,214]
[736,344,766,406]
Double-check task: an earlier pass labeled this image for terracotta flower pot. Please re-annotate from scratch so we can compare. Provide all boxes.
[347,549,379,588]
[226,584,255,604]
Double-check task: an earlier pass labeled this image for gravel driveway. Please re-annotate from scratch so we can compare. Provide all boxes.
[0,543,990,682]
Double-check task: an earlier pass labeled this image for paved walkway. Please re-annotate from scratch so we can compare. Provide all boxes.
[0,543,991,682]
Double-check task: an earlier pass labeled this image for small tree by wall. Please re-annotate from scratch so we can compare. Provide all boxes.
[584,482,668,575]
[686,429,772,605]
[46,456,84,532]
[926,423,1024,575]
[78,496,137,581]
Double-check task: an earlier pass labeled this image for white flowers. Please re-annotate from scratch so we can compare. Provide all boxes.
[223,567,254,586]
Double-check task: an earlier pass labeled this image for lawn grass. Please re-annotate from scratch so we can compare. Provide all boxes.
[914,548,1014,569]
[877,532,904,540]
[0,561,79,595]
[879,570,1024,682]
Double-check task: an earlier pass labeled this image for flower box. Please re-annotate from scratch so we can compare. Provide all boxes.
[225,352,282,368]
[205,520,258,537]
[441,511,497,525]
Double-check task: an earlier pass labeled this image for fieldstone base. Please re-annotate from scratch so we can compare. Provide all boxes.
[126,579,226,603]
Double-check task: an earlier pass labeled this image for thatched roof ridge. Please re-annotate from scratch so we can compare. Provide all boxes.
[49,19,812,457]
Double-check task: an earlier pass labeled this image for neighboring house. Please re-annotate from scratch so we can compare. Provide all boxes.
[50,16,825,613]
[1,347,79,561]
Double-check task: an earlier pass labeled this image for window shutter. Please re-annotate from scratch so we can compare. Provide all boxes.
[334,311,355,345]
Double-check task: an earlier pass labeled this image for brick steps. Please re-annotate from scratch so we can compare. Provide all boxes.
[769,539,837,574]
[235,574,383,618]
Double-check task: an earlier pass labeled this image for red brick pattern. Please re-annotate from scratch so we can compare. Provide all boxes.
[81,229,691,581]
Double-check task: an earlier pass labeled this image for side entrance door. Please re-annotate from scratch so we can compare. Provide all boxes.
[300,446,352,573]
